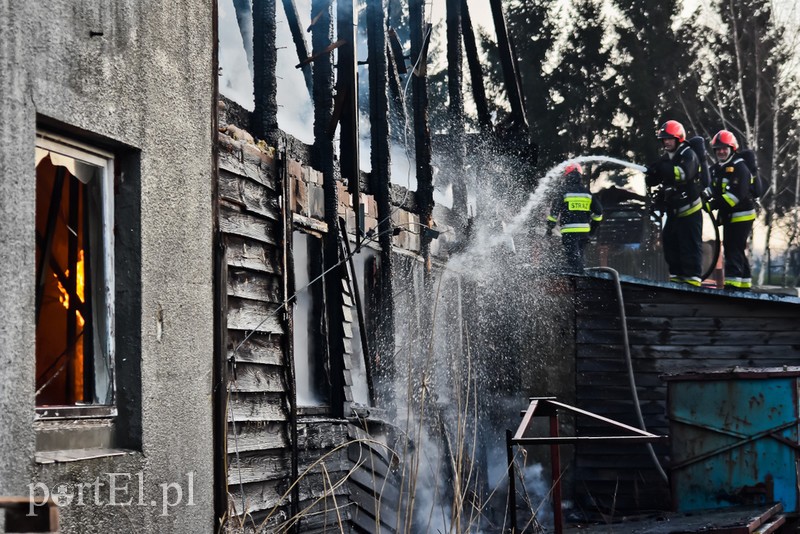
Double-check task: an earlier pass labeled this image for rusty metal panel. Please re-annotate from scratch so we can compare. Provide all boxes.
[668,371,800,513]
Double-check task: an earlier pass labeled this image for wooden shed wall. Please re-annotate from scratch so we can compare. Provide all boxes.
[573,275,800,515]
[218,132,406,532]
[219,135,295,529]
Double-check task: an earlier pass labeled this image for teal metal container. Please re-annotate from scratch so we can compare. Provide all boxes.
[666,367,800,513]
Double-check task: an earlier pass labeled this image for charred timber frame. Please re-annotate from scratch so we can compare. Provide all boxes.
[410,0,434,280]
[281,0,313,95]
[336,0,361,234]
[386,31,407,130]
[366,0,396,391]
[446,0,467,220]
[253,0,279,142]
[312,0,347,417]
[488,0,528,130]
[460,0,491,130]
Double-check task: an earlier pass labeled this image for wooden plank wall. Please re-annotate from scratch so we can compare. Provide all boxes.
[573,275,800,516]
[218,132,405,532]
[219,135,295,530]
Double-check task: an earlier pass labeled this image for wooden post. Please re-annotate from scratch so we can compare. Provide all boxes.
[550,414,564,534]
[252,0,278,142]
[488,0,528,129]
[336,0,361,235]
[446,0,467,220]
[409,0,434,280]
[506,429,517,533]
[366,0,396,393]
[312,0,346,418]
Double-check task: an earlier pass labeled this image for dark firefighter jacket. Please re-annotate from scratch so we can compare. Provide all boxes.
[647,142,702,217]
[710,154,757,223]
[547,172,603,234]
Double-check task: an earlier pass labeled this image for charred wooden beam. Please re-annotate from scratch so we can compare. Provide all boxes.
[281,0,313,95]
[253,0,279,142]
[409,0,434,278]
[232,0,254,76]
[388,28,407,75]
[460,0,491,130]
[336,0,361,234]
[295,39,346,68]
[489,0,528,130]
[446,0,467,221]
[311,0,346,418]
[366,0,396,395]
[386,42,406,129]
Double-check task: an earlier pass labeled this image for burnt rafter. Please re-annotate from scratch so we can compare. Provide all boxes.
[281,0,313,94]
[295,38,346,68]
[366,0,396,391]
[336,0,361,233]
[460,0,491,130]
[388,28,407,75]
[489,0,528,130]
[386,42,406,125]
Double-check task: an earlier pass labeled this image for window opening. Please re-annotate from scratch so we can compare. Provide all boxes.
[292,231,329,406]
[35,133,115,413]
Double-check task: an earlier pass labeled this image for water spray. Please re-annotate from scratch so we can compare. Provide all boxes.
[448,155,648,273]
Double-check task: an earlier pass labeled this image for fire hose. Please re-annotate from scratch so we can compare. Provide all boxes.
[648,187,722,283]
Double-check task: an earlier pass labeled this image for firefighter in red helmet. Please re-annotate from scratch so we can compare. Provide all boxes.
[547,162,603,272]
[708,130,755,290]
[646,120,704,286]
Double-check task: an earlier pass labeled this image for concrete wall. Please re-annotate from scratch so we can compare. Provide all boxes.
[0,1,215,532]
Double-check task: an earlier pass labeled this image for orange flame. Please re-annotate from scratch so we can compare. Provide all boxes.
[54,250,85,327]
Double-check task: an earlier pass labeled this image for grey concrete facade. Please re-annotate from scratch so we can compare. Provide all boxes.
[1,2,215,532]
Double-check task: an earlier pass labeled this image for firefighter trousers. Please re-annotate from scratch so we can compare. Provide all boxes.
[723,219,753,287]
[663,210,702,282]
[562,234,589,273]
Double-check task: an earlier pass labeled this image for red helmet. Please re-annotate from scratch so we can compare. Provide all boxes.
[656,120,686,143]
[564,162,583,176]
[711,130,738,152]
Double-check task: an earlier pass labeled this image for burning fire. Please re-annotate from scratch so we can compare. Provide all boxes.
[54,249,85,327]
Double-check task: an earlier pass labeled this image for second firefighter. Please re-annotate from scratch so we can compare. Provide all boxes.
[547,163,603,272]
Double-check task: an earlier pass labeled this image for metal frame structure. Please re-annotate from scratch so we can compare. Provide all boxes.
[508,397,666,534]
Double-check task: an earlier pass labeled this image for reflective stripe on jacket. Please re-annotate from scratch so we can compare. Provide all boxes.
[711,155,755,223]
[547,178,603,235]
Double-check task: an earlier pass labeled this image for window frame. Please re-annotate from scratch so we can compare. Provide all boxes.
[290,228,331,410]
[34,130,117,421]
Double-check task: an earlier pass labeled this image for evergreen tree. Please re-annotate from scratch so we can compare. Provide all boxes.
[701,0,800,282]
[612,0,694,164]
[504,0,558,157]
[546,0,621,167]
